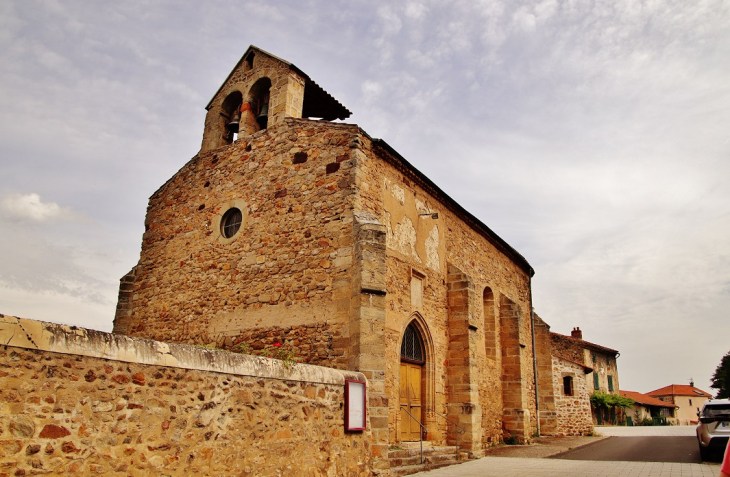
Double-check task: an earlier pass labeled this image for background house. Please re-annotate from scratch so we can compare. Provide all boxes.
[647,384,712,425]
[550,327,620,425]
[620,390,677,425]
[533,319,620,434]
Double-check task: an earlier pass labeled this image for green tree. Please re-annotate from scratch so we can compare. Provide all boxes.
[710,351,730,399]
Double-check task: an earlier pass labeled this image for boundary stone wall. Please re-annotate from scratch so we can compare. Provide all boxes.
[0,315,371,476]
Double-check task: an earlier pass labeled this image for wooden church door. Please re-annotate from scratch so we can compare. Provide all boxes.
[399,322,426,441]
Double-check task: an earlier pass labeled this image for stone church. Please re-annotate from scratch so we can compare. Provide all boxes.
[114,46,545,466]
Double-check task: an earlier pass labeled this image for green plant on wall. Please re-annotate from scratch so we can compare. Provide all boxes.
[231,341,252,354]
[590,391,634,410]
[591,391,634,420]
[264,343,299,369]
[591,391,634,424]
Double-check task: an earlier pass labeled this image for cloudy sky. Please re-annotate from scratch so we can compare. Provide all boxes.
[1,0,728,394]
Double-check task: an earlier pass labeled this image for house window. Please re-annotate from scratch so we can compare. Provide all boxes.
[592,352,597,363]
[221,208,243,238]
[593,372,599,390]
[689,399,692,406]
[608,375,614,392]
[563,376,574,396]
[607,356,611,367]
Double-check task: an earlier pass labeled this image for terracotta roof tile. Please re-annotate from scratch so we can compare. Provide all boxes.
[620,390,676,408]
[645,384,712,398]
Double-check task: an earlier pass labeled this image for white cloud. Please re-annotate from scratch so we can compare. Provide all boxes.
[377,5,404,36]
[0,193,77,222]
[512,7,537,32]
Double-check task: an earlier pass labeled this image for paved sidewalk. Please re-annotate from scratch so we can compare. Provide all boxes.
[410,429,721,476]
[410,456,720,476]
[596,425,696,437]
[481,435,607,459]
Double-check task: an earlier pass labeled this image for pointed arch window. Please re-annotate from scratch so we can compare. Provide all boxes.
[401,322,425,364]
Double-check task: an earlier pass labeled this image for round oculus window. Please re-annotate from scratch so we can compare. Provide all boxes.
[220,207,243,238]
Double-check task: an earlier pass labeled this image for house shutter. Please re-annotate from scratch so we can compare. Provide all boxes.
[608,375,614,392]
[593,372,599,390]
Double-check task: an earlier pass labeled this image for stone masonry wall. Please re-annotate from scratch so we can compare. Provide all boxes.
[350,136,536,450]
[533,316,556,436]
[551,357,593,436]
[549,333,585,367]
[0,315,371,476]
[115,119,361,368]
[550,333,619,397]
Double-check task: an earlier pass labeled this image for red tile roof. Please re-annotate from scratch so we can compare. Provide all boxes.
[620,390,676,408]
[646,384,712,398]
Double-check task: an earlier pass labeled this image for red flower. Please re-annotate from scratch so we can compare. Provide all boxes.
[273,343,282,348]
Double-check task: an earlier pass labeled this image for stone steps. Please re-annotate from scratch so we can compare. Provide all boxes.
[387,445,463,476]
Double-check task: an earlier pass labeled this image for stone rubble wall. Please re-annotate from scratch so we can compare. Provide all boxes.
[0,315,371,476]
[354,137,537,450]
[115,119,360,367]
[549,333,586,367]
[551,357,593,436]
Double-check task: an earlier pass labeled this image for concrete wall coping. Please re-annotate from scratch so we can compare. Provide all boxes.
[0,314,365,386]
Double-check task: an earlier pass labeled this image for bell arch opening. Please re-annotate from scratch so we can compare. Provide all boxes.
[220,91,243,144]
[247,77,271,131]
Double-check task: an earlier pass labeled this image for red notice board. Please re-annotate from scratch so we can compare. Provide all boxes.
[344,379,367,431]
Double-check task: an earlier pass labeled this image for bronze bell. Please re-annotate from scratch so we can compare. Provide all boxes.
[256,102,269,129]
[227,110,241,133]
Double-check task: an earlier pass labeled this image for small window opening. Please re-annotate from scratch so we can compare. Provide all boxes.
[563,376,574,396]
[221,208,243,238]
[243,52,255,72]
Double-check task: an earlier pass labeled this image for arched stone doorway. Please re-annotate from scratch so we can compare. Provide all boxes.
[399,320,429,441]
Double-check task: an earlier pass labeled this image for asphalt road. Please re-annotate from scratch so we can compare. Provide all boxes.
[552,436,701,463]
